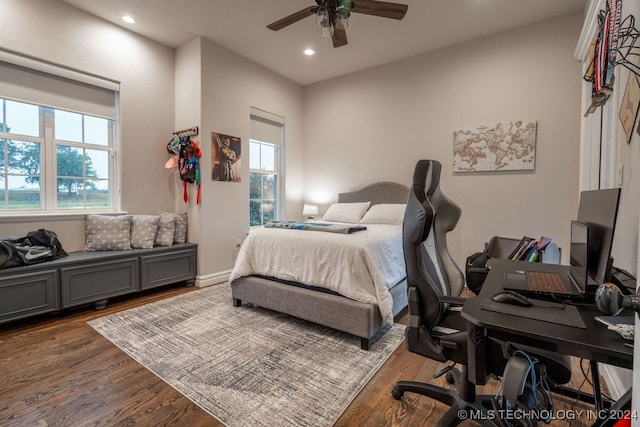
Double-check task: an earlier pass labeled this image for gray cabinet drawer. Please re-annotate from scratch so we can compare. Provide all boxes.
[61,258,139,308]
[0,243,196,323]
[0,270,58,323]
[140,247,196,290]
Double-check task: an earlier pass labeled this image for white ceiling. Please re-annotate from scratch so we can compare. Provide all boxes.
[59,0,587,85]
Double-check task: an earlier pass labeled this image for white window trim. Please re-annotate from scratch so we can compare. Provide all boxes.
[249,107,286,221]
[0,103,118,216]
[575,0,618,191]
[249,139,280,226]
[0,51,121,217]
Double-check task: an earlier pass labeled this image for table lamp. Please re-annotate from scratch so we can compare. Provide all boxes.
[303,204,319,220]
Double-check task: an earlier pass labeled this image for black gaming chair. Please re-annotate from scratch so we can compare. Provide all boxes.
[392,160,572,426]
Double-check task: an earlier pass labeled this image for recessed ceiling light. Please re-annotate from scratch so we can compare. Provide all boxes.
[304,48,315,56]
[122,15,135,24]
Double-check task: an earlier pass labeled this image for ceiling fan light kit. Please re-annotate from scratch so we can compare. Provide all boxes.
[316,6,330,26]
[336,7,350,29]
[267,0,408,48]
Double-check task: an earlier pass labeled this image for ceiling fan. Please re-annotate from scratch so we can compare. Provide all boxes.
[267,0,408,48]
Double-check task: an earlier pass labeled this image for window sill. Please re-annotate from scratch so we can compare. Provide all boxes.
[0,210,128,223]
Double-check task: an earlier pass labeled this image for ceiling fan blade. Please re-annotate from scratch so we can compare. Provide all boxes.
[267,6,316,31]
[352,0,408,20]
[332,28,348,48]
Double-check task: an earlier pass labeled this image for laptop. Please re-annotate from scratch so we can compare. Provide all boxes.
[503,221,593,298]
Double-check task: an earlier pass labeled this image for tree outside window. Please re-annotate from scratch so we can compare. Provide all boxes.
[249,139,278,226]
[0,99,112,211]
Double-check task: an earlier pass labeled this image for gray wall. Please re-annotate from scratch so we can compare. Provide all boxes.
[184,38,305,284]
[0,0,176,251]
[0,1,306,282]
[303,12,584,268]
[0,2,586,282]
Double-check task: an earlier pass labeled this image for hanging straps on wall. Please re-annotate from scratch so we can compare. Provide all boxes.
[584,0,640,116]
[166,126,202,204]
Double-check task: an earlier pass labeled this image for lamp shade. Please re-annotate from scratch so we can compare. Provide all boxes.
[302,204,319,216]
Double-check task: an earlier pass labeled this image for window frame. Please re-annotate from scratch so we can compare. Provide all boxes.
[0,97,117,216]
[0,50,120,218]
[249,138,280,227]
[249,108,286,228]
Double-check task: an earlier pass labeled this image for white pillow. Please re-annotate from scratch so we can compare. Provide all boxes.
[130,215,160,249]
[322,202,371,223]
[359,204,406,225]
[85,214,132,251]
[154,212,176,246]
[159,211,188,243]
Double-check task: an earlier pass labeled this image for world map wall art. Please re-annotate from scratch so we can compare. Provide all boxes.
[452,121,537,172]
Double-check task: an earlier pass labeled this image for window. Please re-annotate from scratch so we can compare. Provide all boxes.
[0,51,119,214]
[249,109,285,227]
[0,99,114,211]
[249,139,278,226]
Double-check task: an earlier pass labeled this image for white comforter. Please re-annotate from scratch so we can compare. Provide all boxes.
[229,223,406,327]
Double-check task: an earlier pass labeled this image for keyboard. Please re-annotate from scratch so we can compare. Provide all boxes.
[528,272,569,293]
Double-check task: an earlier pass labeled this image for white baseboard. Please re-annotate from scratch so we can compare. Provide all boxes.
[196,269,231,288]
[599,363,632,400]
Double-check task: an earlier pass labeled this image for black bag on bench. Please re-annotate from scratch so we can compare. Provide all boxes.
[0,229,67,269]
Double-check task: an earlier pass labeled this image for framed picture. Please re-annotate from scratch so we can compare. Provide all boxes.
[619,73,640,144]
[211,132,241,182]
[452,121,536,172]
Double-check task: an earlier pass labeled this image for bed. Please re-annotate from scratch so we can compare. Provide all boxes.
[230,181,409,350]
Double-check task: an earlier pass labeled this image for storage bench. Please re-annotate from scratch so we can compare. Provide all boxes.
[0,243,197,324]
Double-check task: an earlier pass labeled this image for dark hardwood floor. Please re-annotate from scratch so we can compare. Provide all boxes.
[0,285,600,426]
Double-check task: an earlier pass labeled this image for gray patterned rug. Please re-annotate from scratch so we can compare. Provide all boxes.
[89,284,405,427]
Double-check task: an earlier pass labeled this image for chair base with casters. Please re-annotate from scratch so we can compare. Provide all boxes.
[392,365,501,427]
[391,288,504,426]
[392,359,567,427]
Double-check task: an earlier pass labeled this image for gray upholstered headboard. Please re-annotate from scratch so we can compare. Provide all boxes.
[338,181,409,205]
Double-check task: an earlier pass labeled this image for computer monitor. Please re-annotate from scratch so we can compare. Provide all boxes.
[569,220,589,290]
[576,188,621,283]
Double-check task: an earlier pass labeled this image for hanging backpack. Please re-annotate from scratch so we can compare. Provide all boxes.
[178,142,197,183]
[177,139,202,204]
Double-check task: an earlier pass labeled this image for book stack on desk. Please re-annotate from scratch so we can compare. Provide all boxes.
[508,236,552,262]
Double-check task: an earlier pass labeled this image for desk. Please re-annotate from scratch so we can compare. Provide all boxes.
[462,259,633,421]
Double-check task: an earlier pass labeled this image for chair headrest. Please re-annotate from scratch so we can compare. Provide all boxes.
[413,159,441,198]
[404,160,442,244]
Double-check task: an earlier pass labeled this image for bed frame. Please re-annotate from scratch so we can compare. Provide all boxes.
[231,181,409,350]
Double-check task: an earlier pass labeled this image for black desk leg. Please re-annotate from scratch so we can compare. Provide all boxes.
[590,361,604,413]
[553,361,615,414]
[555,361,608,411]
[467,323,487,386]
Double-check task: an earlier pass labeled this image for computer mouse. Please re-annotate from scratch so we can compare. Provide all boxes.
[491,290,532,307]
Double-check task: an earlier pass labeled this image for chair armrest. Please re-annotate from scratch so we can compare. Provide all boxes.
[439,295,468,306]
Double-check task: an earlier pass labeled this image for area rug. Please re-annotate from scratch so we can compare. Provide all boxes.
[88,284,405,427]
